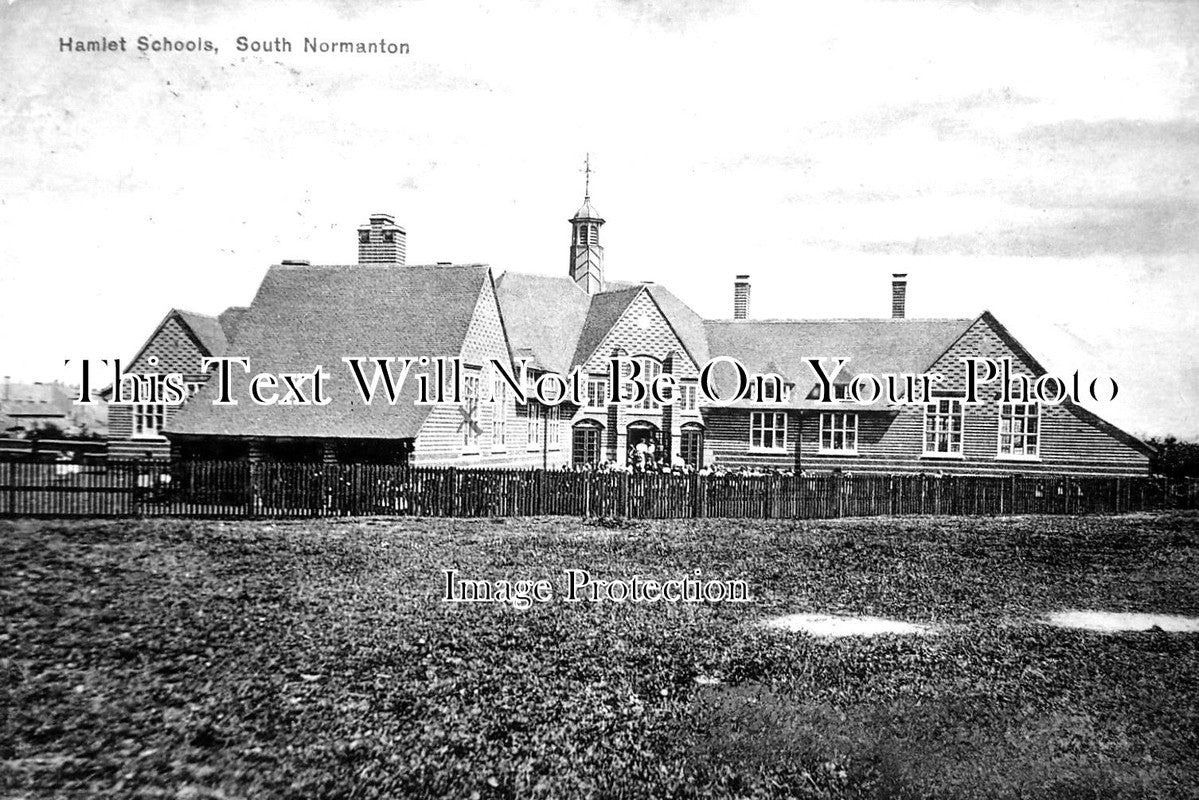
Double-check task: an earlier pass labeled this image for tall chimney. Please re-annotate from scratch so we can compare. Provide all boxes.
[891,273,907,319]
[734,275,751,320]
[357,213,407,265]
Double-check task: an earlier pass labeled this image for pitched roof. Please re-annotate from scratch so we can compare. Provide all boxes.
[218,306,249,344]
[493,272,594,373]
[643,284,710,367]
[496,273,714,374]
[168,263,492,440]
[1064,401,1156,457]
[570,285,643,366]
[176,310,230,357]
[702,317,973,404]
[99,309,233,400]
[968,311,1153,456]
[124,309,229,372]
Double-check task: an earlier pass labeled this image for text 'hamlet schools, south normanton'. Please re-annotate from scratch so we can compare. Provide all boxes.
[58,36,410,56]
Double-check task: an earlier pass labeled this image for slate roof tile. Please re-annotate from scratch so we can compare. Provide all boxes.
[168,264,490,440]
[702,318,974,403]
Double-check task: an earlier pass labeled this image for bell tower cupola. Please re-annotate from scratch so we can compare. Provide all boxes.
[569,154,605,294]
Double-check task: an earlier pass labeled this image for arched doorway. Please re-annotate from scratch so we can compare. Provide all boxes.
[679,423,705,470]
[626,422,661,471]
[572,421,603,467]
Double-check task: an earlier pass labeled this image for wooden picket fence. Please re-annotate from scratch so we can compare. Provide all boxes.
[0,458,1194,520]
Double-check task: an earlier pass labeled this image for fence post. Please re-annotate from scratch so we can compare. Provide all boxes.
[623,472,630,519]
[582,471,590,519]
[5,460,13,517]
[538,469,547,517]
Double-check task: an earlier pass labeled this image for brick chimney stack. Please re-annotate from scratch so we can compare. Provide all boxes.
[357,213,407,265]
[734,275,751,320]
[891,273,908,319]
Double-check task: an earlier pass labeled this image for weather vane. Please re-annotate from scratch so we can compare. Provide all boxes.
[582,153,593,198]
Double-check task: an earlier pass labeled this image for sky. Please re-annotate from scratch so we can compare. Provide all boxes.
[0,0,1196,439]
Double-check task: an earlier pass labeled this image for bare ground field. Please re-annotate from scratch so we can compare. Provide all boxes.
[1,512,1197,798]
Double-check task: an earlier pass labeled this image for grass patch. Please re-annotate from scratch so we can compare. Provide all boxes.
[1,512,1197,798]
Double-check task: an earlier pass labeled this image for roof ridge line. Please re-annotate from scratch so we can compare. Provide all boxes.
[705,316,976,324]
[271,262,491,270]
[174,308,219,320]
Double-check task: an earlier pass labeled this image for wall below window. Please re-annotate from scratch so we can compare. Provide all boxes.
[703,407,1149,477]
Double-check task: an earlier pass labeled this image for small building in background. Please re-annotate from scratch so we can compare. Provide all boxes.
[0,378,105,438]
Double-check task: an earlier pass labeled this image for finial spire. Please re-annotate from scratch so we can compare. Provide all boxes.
[570,153,604,295]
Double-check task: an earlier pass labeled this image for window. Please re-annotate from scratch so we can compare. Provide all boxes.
[750,411,786,450]
[382,230,395,243]
[678,382,698,411]
[998,403,1039,458]
[491,382,507,449]
[526,403,543,447]
[572,424,602,466]
[132,404,166,438]
[358,231,370,243]
[586,379,608,409]
[578,226,589,246]
[462,372,481,451]
[547,405,562,449]
[757,376,783,402]
[635,357,662,410]
[819,412,858,453]
[809,383,851,401]
[680,427,704,469]
[924,398,964,455]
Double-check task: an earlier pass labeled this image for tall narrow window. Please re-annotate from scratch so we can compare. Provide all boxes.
[750,411,786,450]
[462,372,481,451]
[491,382,507,449]
[547,405,561,448]
[572,424,602,466]
[132,404,166,438]
[586,379,607,409]
[635,357,662,410]
[998,403,1039,458]
[678,382,698,411]
[819,412,858,453]
[527,403,542,447]
[680,427,704,469]
[924,398,964,455]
